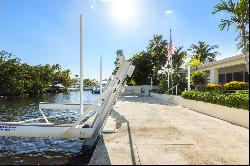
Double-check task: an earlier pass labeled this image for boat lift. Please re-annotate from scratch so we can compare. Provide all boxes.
[0,53,134,146]
[0,15,135,147]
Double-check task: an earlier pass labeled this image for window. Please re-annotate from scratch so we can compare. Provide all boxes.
[233,72,243,82]
[219,74,225,84]
[226,73,232,83]
[245,72,249,82]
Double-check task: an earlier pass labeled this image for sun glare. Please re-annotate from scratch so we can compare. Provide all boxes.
[110,0,136,24]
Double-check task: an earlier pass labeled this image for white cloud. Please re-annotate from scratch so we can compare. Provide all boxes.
[164,10,173,15]
[100,0,113,3]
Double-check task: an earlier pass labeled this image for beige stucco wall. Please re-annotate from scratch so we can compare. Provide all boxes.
[218,64,247,74]
[150,92,249,128]
[123,85,158,95]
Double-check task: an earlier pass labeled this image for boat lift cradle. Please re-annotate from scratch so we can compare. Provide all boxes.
[0,54,135,146]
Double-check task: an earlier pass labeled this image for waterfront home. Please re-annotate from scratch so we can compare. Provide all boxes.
[197,53,249,85]
[69,76,81,90]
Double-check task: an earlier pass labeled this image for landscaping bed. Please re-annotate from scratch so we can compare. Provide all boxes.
[181,90,249,110]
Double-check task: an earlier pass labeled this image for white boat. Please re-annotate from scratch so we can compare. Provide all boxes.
[48,81,66,93]
[91,80,107,94]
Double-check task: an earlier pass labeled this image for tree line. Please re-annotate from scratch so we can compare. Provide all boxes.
[0,50,72,96]
[127,34,219,92]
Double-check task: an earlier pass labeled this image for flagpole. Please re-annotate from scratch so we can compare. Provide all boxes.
[171,54,173,94]
[170,29,173,94]
[166,39,169,92]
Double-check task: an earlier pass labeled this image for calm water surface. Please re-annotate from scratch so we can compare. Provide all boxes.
[0,91,99,165]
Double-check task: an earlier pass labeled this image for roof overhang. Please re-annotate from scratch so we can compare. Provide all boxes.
[197,53,248,71]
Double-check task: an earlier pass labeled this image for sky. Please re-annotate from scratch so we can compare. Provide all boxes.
[0,0,240,80]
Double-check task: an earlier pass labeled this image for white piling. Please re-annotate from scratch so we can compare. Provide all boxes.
[80,14,84,115]
[100,54,103,95]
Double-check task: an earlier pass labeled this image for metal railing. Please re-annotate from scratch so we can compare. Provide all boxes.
[165,84,178,95]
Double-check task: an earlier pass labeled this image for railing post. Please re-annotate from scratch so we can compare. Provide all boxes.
[188,65,191,91]
[176,85,178,95]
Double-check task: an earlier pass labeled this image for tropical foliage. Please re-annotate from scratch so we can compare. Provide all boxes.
[190,71,208,85]
[128,35,188,94]
[182,90,249,110]
[188,41,219,64]
[212,0,249,72]
[158,46,188,93]
[129,51,155,85]
[129,35,168,85]
[83,79,97,86]
[212,0,249,52]
[126,79,136,86]
[189,56,202,71]
[0,50,72,96]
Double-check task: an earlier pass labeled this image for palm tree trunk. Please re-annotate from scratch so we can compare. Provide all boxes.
[241,25,249,73]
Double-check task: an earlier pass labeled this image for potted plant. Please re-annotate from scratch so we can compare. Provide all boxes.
[191,71,208,91]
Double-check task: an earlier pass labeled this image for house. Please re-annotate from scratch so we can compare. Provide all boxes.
[197,53,249,85]
[69,76,81,89]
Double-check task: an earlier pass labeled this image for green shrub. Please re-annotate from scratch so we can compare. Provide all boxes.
[191,71,208,85]
[223,81,248,90]
[181,90,249,110]
[235,90,249,94]
[206,83,222,92]
[223,90,249,94]
[127,79,136,86]
[159,76,168,93]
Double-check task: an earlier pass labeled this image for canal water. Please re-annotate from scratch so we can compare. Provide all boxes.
[0,91,99,165]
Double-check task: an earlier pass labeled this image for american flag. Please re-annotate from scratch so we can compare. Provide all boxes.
[167,29,174,61]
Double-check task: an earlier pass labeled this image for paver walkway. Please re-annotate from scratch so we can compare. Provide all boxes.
[89,95,249,165]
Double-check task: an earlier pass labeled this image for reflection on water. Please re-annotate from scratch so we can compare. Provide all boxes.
[0,91,99,165]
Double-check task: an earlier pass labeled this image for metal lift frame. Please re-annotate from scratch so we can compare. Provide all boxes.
[0,54,134,145]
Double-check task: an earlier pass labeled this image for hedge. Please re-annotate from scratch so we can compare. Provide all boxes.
[223,81,248,90]
[181,90,249,110]
[206,83,221,92]
[223,90,249,94]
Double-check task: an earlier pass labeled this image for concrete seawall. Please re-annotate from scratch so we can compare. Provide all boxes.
[89,95,249,165]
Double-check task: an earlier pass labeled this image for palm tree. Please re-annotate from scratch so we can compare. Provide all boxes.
[171,47,188,92]
[52,64,61,71]
[147,35,168,67]
[188,41,219,64]
[147,35,168,84]
[172,46,187,71]
[212,0,249,72]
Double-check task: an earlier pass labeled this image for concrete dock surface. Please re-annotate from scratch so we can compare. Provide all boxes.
[89,95,249,165]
